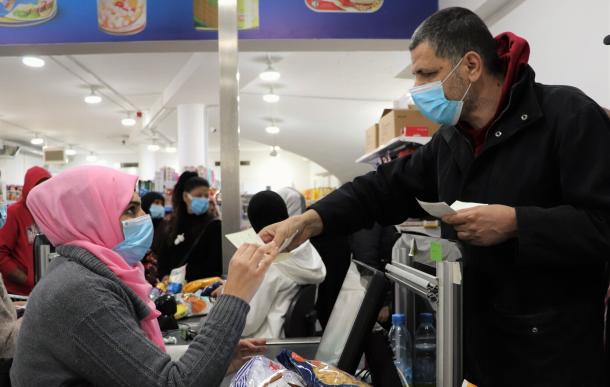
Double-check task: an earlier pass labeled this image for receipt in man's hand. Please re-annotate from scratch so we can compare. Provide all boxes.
[225,228,291,263]
[416,199,486,219]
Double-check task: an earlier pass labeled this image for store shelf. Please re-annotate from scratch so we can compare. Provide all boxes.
[356,135,431,165]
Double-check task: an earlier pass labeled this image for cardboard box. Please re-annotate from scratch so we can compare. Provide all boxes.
[365,124,379,153]
[378,108,441,145]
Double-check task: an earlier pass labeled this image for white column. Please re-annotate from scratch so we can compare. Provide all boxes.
[138,144,156,181]
[177,104,207,171]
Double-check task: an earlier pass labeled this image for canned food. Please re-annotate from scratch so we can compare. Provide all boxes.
[97,0,146,36]
[0,0,57,27]
[194,0,259,31]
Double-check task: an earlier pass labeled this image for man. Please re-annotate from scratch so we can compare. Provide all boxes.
[261,7,610,386]
[0,166,51,295]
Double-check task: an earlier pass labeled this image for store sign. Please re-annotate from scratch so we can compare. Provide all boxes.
[0,0,437,45]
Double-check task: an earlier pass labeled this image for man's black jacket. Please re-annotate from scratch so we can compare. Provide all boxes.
[312,66,610,386]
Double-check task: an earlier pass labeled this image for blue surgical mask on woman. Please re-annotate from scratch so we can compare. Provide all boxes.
[188,194,209,216]
[149,204,165,219]
[112,214,154,266]
[409,56,472,126]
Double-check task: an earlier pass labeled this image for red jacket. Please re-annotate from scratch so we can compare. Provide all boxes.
[0,166,51,295]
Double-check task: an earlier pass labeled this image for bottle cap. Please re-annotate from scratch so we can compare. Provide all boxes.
[392,313,406,325]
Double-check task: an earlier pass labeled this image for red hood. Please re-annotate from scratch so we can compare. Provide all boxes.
[21,166,51,202]
[495,32,530,105]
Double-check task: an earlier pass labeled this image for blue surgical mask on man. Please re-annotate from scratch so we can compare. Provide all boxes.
[113,214,154,266]
[149,204,165,219]
[188,194,209,216]
[409,56,472,126]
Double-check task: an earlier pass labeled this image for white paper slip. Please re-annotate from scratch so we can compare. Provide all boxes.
[416,199,456,218]
[225,228,264,248]
[225,228,291,263]
[417,199,487,219]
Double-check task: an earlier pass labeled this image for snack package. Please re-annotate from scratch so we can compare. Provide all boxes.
[277,351,370,387]
[167,265,187,294]
[230,356,305,387]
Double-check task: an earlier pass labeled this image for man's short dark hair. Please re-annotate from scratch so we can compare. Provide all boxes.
[409,7,503,77]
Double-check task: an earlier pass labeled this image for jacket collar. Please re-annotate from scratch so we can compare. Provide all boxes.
[54,245,152,321]
[440,65,543,163]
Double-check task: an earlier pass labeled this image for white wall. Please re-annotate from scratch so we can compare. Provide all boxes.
[0,153,43,186]
[489,0,610,107]
[208,149,315,194]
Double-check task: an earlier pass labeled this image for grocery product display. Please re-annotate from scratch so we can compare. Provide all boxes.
[305,0,383,13]
[194,0,259,30]
[0,0,57,27]
[97,0,146,35]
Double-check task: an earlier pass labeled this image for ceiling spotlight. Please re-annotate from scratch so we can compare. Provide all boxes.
[66,147,77,156]
[121,112,136,127]
[22,56,45,68]
[265,125,280,134]
[165,145,177,153]
[84,88,102,104]
[147,142,160,152]
[263,90,280,103]
[30,134,44,145]
[86,153,97,162]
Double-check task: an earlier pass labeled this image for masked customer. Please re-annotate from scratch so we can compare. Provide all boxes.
[157,172,222,281]
[10,166,277,386]
[140,192,167,285]
[261,8,610,386]
[0,166,51,295]
[243,191,326,339]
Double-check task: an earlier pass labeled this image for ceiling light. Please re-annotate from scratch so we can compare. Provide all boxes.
[263,92,280,103]
[148,143,160,152]
[86,154,97,162]
[121,113,136,127]
[265,125,280,134]
[259,66,280,82]
[121,117,136,126]
[66,148,77,156]
[22,56,45,68]
[84,89,102,104]
[30,134,44,145]
[165,145,177,153]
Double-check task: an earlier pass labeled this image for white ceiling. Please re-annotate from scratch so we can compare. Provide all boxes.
[0,49,414,182]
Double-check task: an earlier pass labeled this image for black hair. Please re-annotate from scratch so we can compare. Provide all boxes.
[141,191,165,214]
[247,191,289,233]
[169,172,210,238]
[409,7,503,77]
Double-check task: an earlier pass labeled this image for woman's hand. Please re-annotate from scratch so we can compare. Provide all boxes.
[223,242,278,303]
[226,338,267,375]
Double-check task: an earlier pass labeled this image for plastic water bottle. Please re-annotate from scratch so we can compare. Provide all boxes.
[414,313,436,386]
[389,313,413,386]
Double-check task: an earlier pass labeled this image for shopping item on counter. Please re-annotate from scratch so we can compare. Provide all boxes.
[230,356,305,387]
[277,350,370,387]
[183,276,222,294]
[167,265,187,294]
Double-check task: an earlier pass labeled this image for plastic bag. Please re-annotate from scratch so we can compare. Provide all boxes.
[167,265,187,294]
[230,356,305,387]
[277,351,370,387]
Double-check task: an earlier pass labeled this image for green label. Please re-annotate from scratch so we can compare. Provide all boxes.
[430,241,443,262]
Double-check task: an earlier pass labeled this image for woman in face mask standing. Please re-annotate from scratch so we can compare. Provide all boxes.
[140,191,168,285]
[11,165,278,386]
[156,171,223,282]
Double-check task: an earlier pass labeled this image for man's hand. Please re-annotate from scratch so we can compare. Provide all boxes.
[442,205,517,246]
[259,210,324,252]
[226,338,267,375]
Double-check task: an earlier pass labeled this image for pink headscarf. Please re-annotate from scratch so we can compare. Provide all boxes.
[26,166,165,351]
